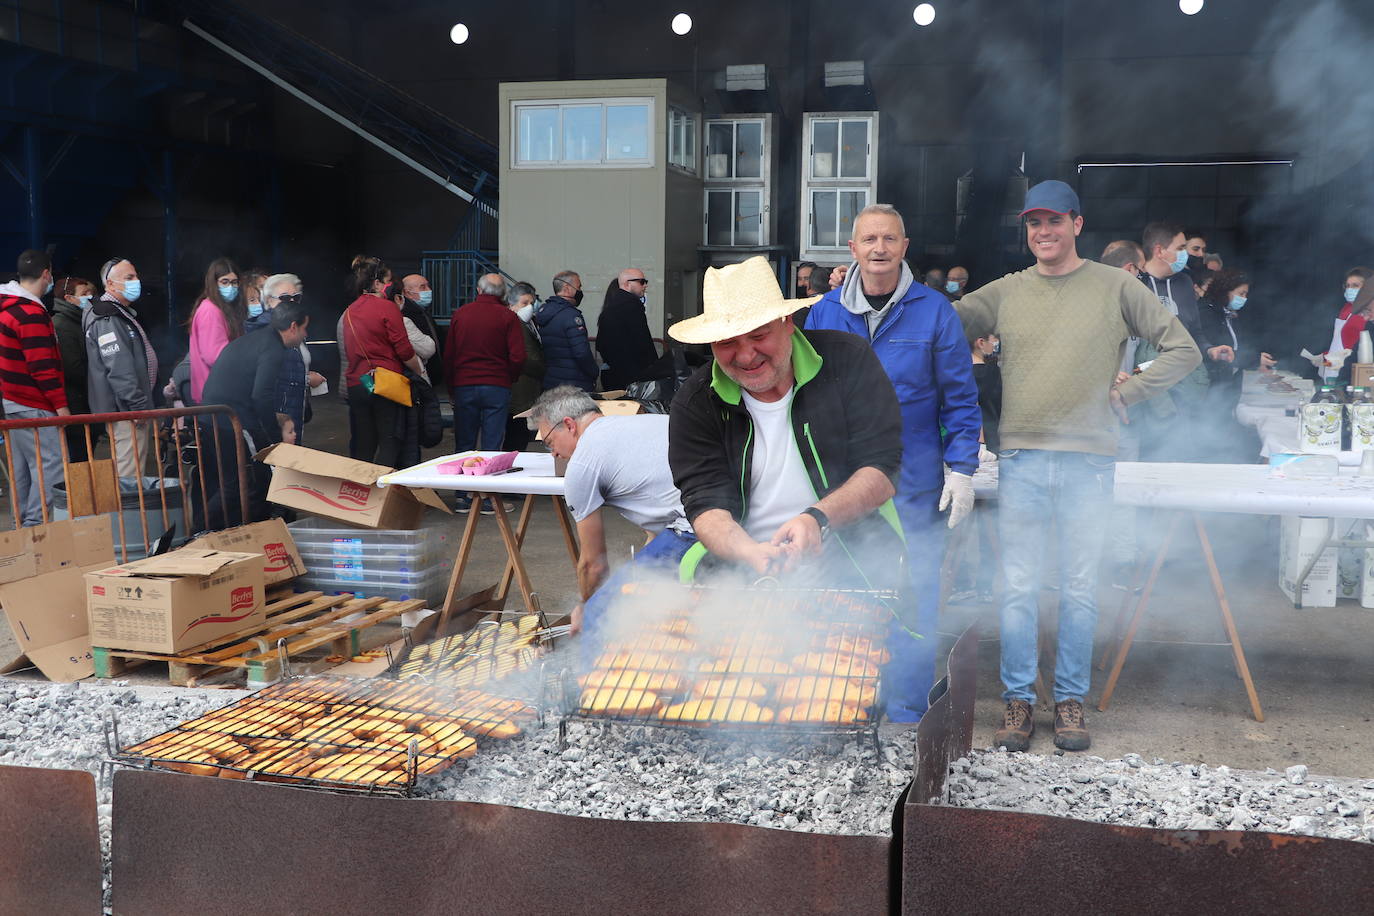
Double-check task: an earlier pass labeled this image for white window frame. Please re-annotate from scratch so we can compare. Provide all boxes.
[668,107,698,174]
[510,97,655,169]
[799,111,879,259]
[703,116,771,247]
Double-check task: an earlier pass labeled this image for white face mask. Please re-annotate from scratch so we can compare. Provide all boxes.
[515,304,535,323]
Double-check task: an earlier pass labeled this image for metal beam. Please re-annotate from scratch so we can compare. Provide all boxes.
[181,19,497,219]
[24,126,43,248]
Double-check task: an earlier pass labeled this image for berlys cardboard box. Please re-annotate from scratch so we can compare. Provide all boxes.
[0,516,115,681]
[187,518,304,586]
[257,444,450,529]
[86,549,266,654]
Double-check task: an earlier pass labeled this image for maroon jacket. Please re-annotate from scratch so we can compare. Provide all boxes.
[444,293,526,388]
[343,293,415,388]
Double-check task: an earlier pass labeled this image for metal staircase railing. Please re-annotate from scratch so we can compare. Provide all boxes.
[420,250,517,320]
[175,0,498,222]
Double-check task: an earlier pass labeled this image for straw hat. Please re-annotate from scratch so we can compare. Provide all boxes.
[668,256,821,345]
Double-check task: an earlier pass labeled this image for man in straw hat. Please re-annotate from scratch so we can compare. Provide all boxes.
[667,257,914,709]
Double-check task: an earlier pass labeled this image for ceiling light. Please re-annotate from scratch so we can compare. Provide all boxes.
[671,13,693,36]
[449,23,469,45]
[1179,0,1204,15]
[913,4,936,27]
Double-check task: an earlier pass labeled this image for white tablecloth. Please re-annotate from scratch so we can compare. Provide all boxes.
[378,451,567,496]
[975,460,1374,518]
[1254,415,1363,465]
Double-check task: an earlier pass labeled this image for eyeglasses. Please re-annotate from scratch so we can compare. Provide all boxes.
[627,278,649,286]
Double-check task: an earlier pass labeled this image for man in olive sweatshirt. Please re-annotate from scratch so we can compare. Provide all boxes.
[956,180,1201,753]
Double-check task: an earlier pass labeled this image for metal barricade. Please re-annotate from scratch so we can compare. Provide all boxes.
[0,406,252,561]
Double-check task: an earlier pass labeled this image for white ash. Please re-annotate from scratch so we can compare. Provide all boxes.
[417,719,918,836]
[946,749,1374,843]
[0,678,242,913]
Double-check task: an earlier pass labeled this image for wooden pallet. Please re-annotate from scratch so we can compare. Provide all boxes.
[92,588,426,686]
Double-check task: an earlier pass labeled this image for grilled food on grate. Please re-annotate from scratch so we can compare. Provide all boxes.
[579,687,663,716]
[660,698,775,724]
[593,650,683,672]
[777,675,878,706]
[690,676,770,701]
[578,669,686,692]
[818,634,892,665]
[789,651,881,679]
[710,630,792,658]
[396,613,545,686]
[606,633,697,654]
[776,699,869,724]
[698,656,793,676]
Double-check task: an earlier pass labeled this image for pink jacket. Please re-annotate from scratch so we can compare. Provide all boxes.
[189,299,232,403]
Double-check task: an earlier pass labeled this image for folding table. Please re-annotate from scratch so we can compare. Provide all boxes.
[378,451,579,628]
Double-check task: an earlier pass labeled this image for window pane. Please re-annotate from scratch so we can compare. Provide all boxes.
[517,107,557,163]
[811,119,838,179]
[684,114,696,169]
[812,190,838,248]
[707,191,734,246]
[838,190,866,240]
[840,120,869,178]
[563,106,602,162]
[735,191,762,246]
[736,121,763,178]
[606,104,649,160]
[707,122,734,178]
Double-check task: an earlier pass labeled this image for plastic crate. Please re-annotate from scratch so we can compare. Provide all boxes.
[301,553,445,577]
[297,570,449,605]
[287,518,446,562]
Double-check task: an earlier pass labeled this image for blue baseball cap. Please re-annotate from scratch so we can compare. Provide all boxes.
[1019,180,1081,218]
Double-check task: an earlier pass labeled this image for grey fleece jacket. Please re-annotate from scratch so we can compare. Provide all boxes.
[838,260,917,336]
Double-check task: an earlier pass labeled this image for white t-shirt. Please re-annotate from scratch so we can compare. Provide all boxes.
[741,388,815,542]
[563,415,693,534]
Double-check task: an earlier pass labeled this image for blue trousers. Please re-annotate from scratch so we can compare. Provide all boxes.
[998,449,1114,703]
[888,488,945,722]
[454,384,511,453]
[581,528,699,644]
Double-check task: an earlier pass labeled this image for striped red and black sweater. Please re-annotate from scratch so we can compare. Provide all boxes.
[0,281,68,413]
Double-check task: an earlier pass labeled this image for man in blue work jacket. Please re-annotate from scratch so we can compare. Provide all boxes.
[805,203,983,721]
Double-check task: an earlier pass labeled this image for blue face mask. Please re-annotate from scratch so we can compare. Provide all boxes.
[1171,248,1189,274]
[219,284,239,302]
[1345,287,1360,304]
[44,276,54,296]
[945,280,960,294]
[417,290,433,307]
[78,295,92,309]
[122,279,142,302]
[1229,295,1247,311]
[247,302,264,318]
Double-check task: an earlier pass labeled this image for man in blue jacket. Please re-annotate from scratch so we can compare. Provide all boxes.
[805,204,983,721]
[534,270,599,391]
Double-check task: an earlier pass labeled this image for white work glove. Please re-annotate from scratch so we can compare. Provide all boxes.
[939,470,975,529]
[978,444,997,464]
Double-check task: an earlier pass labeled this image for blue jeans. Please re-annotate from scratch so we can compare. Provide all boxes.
[889,488,945,721]
[581,528,698,650]
[998,449,1115,704]
[454,385,511,453]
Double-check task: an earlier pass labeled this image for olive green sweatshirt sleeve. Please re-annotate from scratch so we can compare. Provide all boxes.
[1114,279,1203,408]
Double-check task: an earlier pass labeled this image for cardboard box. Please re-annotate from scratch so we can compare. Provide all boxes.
[1279,515,1338,607]
[1352,363,1374,389]
[0,517,115,681]
[257,443,450,530]
[188,518,304,586]
[86,549,266,654]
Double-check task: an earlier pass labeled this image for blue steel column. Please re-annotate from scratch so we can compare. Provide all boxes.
[163,150,176,326]
[24,127,43,250]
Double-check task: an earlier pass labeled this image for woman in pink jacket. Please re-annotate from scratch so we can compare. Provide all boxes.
[188,257,247,403]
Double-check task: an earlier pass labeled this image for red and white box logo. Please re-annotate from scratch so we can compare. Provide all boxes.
[264,542,290,571]
[337,481,371,506]
[229,586,255,613]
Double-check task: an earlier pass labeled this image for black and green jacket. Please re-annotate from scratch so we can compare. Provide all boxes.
[668,328,905,587]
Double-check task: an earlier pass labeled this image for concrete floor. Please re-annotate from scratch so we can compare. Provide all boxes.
[2,394,1370,778]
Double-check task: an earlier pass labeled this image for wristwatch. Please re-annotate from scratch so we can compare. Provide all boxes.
[801,506,830,540]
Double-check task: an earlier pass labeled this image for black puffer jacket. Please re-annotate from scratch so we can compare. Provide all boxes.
[533,295,598,391]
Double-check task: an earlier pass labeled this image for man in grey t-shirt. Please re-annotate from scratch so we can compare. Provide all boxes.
[528,386,696,634]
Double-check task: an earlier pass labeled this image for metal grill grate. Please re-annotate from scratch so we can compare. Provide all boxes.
[561,584,897,743]
[392,612,561,689]
[111,675,537,796]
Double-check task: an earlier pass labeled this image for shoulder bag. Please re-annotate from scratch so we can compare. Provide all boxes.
[346,309,413,406]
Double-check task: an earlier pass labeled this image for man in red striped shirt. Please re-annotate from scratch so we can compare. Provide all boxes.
[0,249,71,525]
